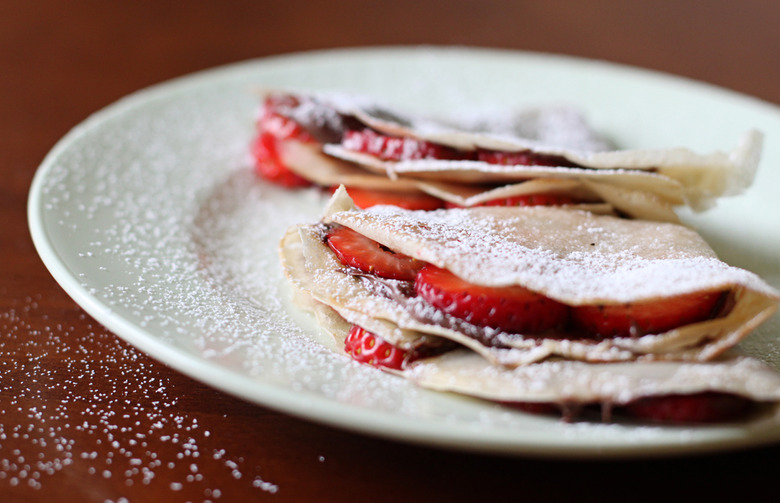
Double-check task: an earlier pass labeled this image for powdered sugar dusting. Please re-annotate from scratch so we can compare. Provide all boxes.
[448,105,614,152]
[329,204,779,303]
[0,299,279,497]
[31,75,456,460]
[309,90,613,153]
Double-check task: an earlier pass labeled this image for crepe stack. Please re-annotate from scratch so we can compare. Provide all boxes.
[279,187,780,423]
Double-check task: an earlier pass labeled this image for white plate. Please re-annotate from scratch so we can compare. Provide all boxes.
[28,47,780,458]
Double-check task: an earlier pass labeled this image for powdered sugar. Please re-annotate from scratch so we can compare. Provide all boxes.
[327,203,778,303]
[28,73,459,483]
[0,301,279,497]
[309,89,614,153]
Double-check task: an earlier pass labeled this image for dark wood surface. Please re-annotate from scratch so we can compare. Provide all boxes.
[2,1,779,501]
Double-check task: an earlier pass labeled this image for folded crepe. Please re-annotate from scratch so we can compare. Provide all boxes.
[279,188,780,421]
[257,91,763,221]
[281,187,778,367]
[294,293,780,422]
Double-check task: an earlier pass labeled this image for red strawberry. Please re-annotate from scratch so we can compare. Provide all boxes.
[477,149,578,167]
[337,186,446,211]
[262,92,302,114]
[326,225,424,281]
[257,106,312,142]
[571,290,726,338]
[341,128,468,161]
[414,265,568,334]
[344,325,408,370]
[251,98,315,188]
[250,132,313,188]
[445,193,578,208]
[623,392,753,423]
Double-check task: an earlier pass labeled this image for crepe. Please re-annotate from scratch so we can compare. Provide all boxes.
[405,349,780,410]
[281,188,778,367]
[293,294,780,420]
[279,188,780,421]
[258,90,763,220]
[282,253,780,422]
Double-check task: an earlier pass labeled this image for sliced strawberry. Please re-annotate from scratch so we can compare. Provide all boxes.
[250,132,313,188]
[258,112,309,144]
[571,290,726,338]
[445,193,578,208]
[344,325,409,370]
[251,97,316,188]
[477,149,578,167]
[622,392,753,423]
[342,128,468,161]
[337,186,446,211]
[414,265,569,334]
[262,92,302,115]
[326,225,424,281]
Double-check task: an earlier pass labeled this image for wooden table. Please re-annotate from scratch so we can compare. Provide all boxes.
[3,1,779,501]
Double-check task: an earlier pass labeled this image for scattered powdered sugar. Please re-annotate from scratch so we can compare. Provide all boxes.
[0,299,279,498]
[23,80,461,495]
[21,84,311,496]
[37,82,347,378]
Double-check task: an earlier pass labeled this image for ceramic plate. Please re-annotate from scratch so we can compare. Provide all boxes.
[28,47,780,457]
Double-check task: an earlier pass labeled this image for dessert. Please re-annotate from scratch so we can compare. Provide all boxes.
[253,91,763,222]
[283,187,778,365]
[278,188,780,423]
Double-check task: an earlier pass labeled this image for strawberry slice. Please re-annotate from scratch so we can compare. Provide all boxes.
[445,193,578,208]
[258,98,313,142]
[326,225,424,281]
[477,149,578,167]
[251,97,315,188]
[344,325,409,370]
[414,265,568,334]
[622,392,753,423]
[571,290,726,338]
[250,132,312,188]
[341,128,468,161]
[338,186,446,211]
